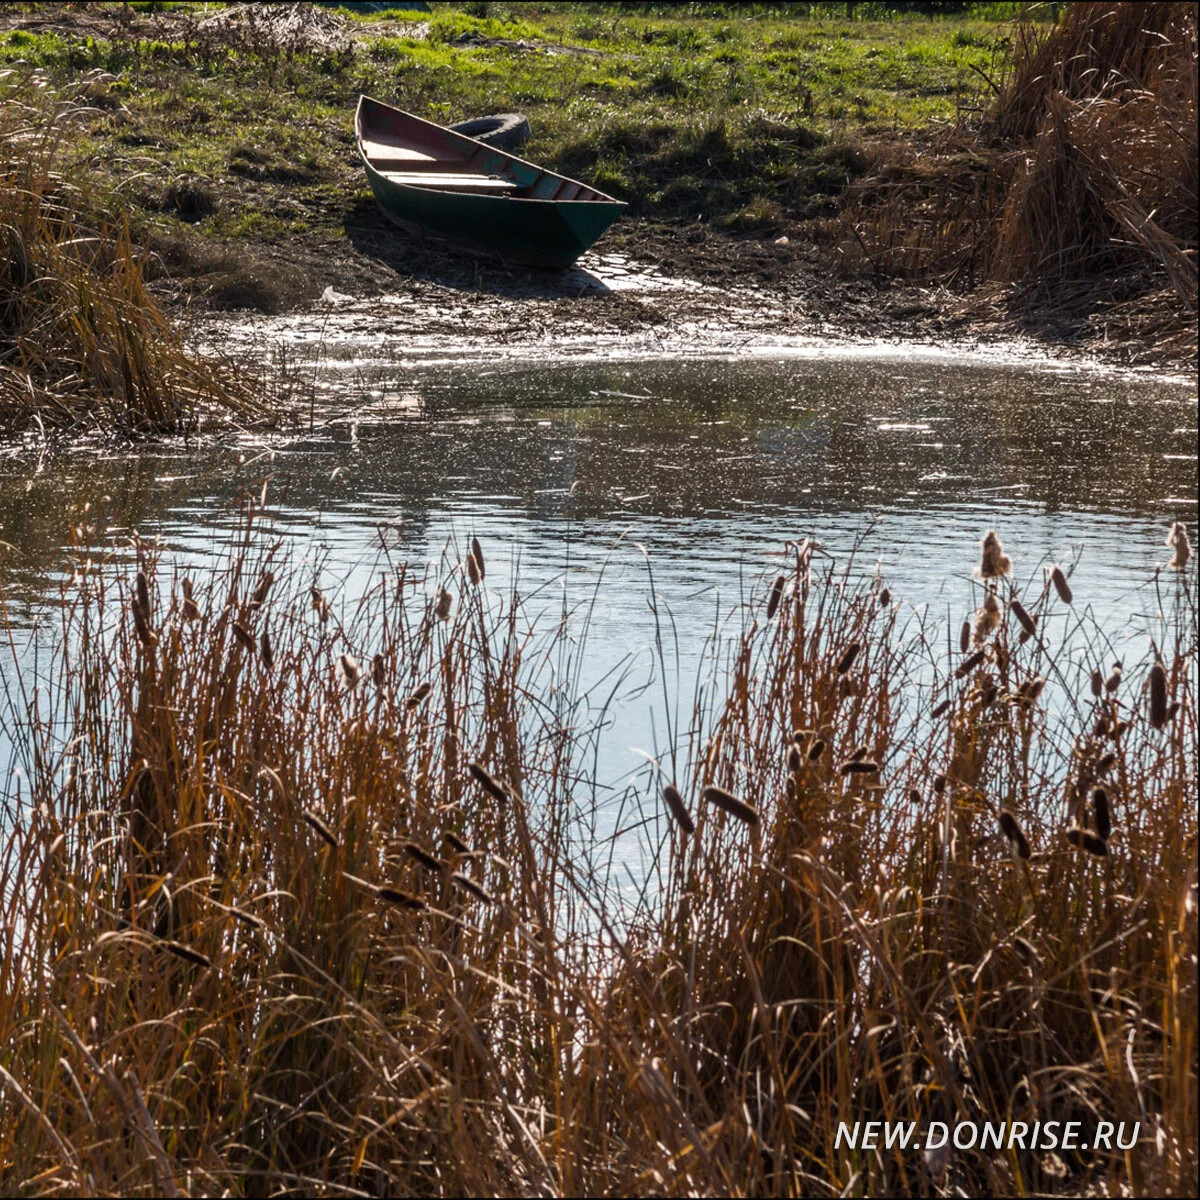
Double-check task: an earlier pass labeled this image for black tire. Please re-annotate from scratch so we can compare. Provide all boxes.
[448,113,531,152]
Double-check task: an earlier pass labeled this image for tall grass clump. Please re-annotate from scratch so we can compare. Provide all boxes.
[1,501,1196,1196]
[839,2,1197,316]
[1,72,269,435]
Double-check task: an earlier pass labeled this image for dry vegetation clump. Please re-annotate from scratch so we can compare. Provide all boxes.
[838,2,1197,325]
[0,503,1195,1196]
[0,73,270,435]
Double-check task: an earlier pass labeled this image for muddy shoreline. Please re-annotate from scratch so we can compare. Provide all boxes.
[181,213,1196,375]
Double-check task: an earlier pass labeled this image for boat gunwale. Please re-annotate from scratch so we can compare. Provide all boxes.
[355,94,627,210]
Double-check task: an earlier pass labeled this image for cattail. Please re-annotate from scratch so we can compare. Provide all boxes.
[451,873,494,904]
[878,587,891,609]
[471,536,485,581]
[181,578,201,620]
[973,592,1001,643]
[661,785,695,834]
[161,940,212,969]
[1166,521,1191,570]
[442,830,471,856]
[232,622,256,653]
[1010,599,1037,639]
[435,588,453,621]
[908,787,922,805]
[260,628,274,671]
[1105,664,1122,694]
[1090,669,1104,698]
[1096,751,1117,776]
[250,572,274,607]
[933,772,947,794]
[959,620,971,653]
[182,577,194,601]
[378,887,425,910]
[406,681,431,708]
[1067,827,1108,857]
[1016,676,1045,706]
[1093,788,1112,841]
[931,698,951,719]
[310,586,331,622]
[136,569,151,617]
[468,762,509,804]
[338,653,362,688]
[1049,565,1073,604]
[977,530,1012,579]
[766,574,786,620]
[787,742,802,773]
[956,648,987,678]
[807,738,826,761]
[466,552,482,587]
[978,681,999,707]
[131,597,155,647]
[404,842,446,873]
[839,759,880,776]
[1148,662,1168,729]
[302,810,337,849]
[701,785,759,826]
[370,653,387,687]
[998,809,1031,859]
[836,642,861,675]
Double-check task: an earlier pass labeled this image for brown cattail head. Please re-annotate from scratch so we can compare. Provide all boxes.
[807,738,826,761]
[131,596,156,647]
[1067,826,1108,857]
[466,551,482,587]
[701,785,759,826]
[1093,788,1112,841]
[136,570,151,618]
[998,809,1031,859]
[662,785,695,835]
[787,743,802,773]
[1090,669,1104,698]
[878,587,891,609]
[1148,662,1168,729]
[370,653,387,687]
[766,574,786,620]
[302,809,337,849]
[933,772,947,794]
[956,648,987,678]
[1166,521,1191,570]
[839,759,880,776]
[471,536,486,581]
[338,654,362,689]
[260,628,274,671]
[908,787,922,805]
[404,842,446,873]
[435,588,453,621]
[1015,676,1046,707]
[442,830,471,856]
[1096,751,1117,776]
[973,591,1001,644]
[182,595,202,621]
[932,698,952,719]
[406,681,432,709]
[1105,664,1122,694]
[1010,599,1037,639]
[959,620,971,653]
[977,530,1012,579]
[181,577,194,601]
[1049,565,1073,604]
[468,762,509,804]
[836,642,861,675]
[232,622,256,653]
[451,873,494,904]
[250,572,274,607]
[378,887,426,910]
[162,940,212,970]
[311,586,331,622]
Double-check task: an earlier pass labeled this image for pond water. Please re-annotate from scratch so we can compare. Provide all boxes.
[2,348,1196,875]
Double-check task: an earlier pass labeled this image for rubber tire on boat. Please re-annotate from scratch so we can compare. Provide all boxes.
[448,113,531,152]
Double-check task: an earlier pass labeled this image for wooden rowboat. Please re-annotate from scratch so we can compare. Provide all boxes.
[356,95,625,269]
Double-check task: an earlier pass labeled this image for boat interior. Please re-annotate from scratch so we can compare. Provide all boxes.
[359,135,608,201]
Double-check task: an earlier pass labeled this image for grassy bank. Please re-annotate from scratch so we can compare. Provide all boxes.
[0,70,272,435]
[1,501,1195,1195]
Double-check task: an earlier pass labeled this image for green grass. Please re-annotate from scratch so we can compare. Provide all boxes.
[0,1,1023,249]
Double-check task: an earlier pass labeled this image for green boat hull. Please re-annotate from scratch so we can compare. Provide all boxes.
[356,96,625,269]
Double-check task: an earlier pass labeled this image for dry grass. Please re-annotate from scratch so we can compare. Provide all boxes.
[1,72,270,435]
[837,2,1197,318]
[0,496,1195,1196]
